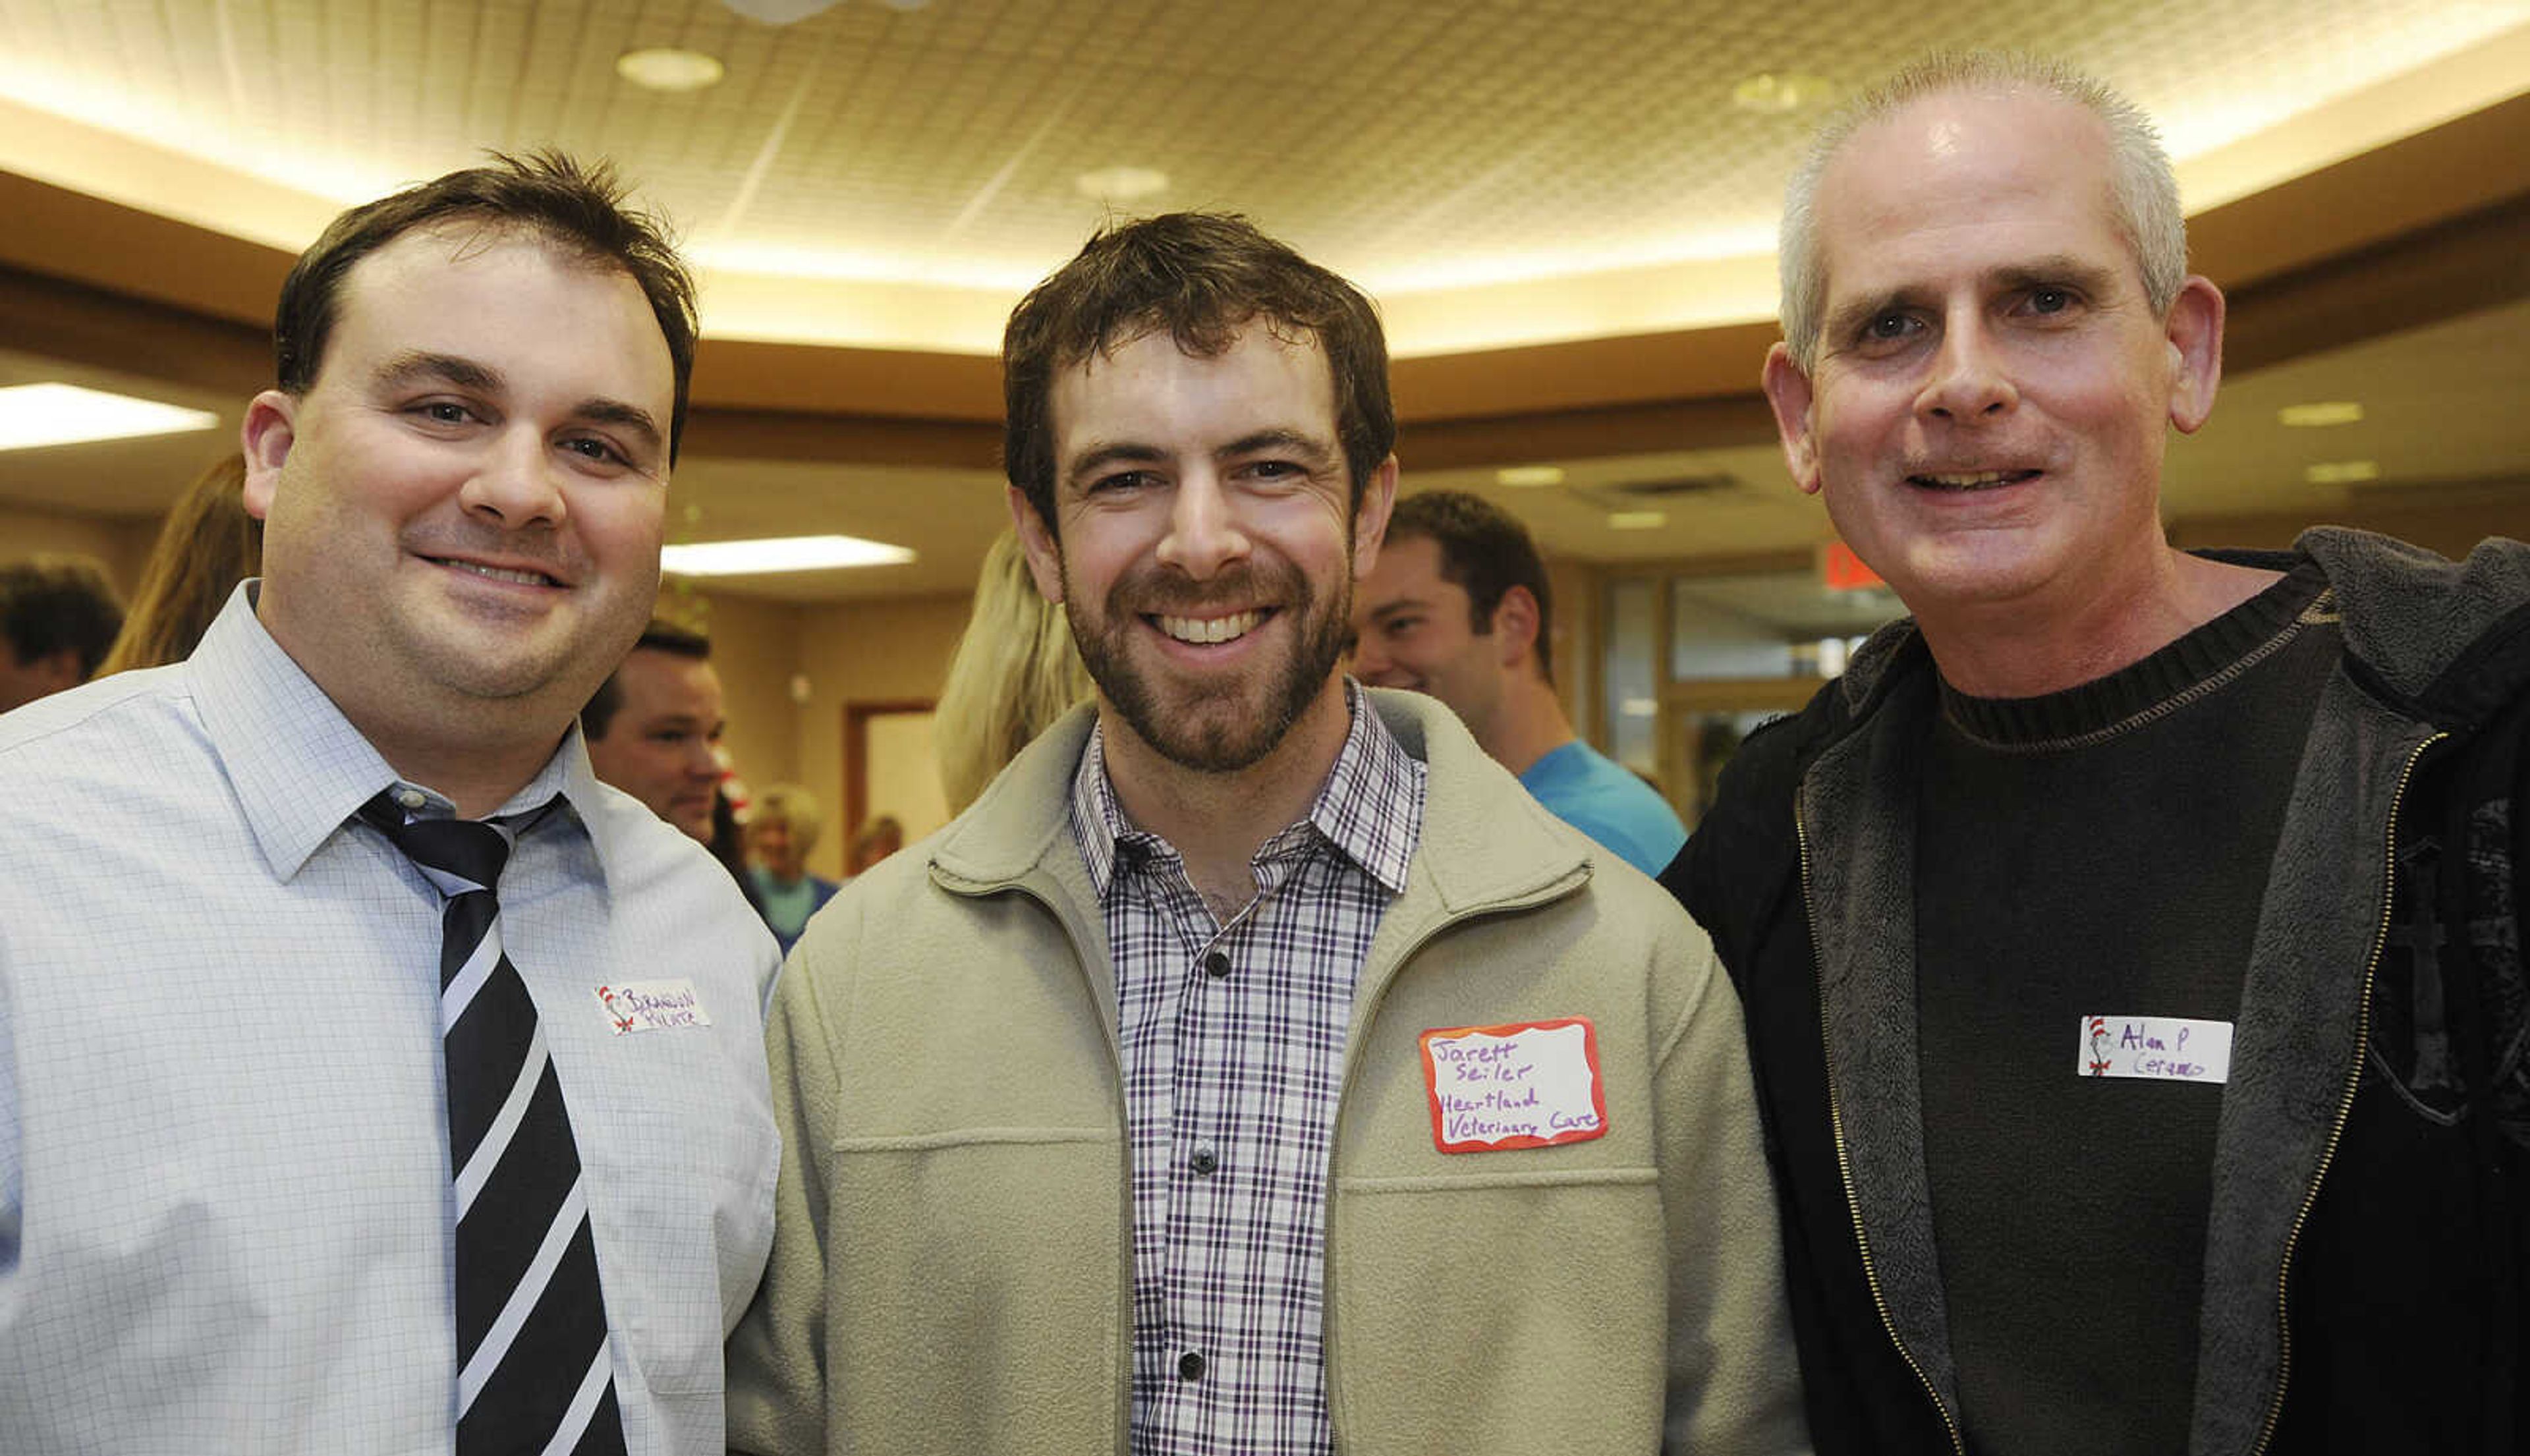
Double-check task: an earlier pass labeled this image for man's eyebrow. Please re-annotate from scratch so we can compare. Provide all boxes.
[1063,440,1167,486]
[1220,429,1338,468]
[1366,594,1436,623]
[1992,256,2122,298]
[373,350,502,395]
[573,397,663,455]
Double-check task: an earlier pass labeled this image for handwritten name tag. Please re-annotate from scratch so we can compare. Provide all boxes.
[1420,1018,1608,1154]
[595,979,713,1036]
[2077,1014,2232,1083]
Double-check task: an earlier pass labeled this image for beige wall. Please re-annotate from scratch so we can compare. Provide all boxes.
[682,587,805,813]
[787,592,974,881]
[0,504,154,591]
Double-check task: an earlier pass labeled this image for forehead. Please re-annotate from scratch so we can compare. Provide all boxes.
[322,225,671,395]
[1048,325,1337,452]
[1812,89,2128,296]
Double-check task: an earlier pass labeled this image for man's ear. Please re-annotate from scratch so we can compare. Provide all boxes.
[2164,276,2226,435]
[1761,343,1824,496]
[1007,486,1067,604]
[29,648,84,696]
[1490,584,1542,669]
[1351,455,1401,580]
[239,390,298,522]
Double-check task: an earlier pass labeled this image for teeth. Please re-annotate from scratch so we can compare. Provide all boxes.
[1917,470,2023,490]
[451,560,553,586]
[1158,609,1261,645]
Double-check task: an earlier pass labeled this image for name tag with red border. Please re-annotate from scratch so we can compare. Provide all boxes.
[1420,1017,1609,1153]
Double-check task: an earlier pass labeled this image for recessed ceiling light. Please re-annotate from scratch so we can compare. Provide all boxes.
[2278,401,2365,428]
[616,48,725,93]
[1075,166,1169,202]
[2305,460,2382,485]
[1731,72,1836,115]
[661,535,916,576]
[1606,510,1668,530]
[1494,464,1565,488]
[0,383,219,451]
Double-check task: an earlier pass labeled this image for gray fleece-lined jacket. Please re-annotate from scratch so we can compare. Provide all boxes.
[1666,527,2530,1455]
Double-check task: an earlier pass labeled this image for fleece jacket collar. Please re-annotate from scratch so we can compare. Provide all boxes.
[922,688,1595,1043]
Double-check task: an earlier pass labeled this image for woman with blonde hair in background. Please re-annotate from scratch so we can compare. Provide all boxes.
[98,453,262,675]
[934,528,1091,814]
[746,783,840,955]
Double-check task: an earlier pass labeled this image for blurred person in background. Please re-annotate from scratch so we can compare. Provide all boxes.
[841,813,902,878]
[1352,489,1687,874]
[96,454,263,675]
[0,555,123,712]
[934,528,1092,814]
[584,619,724,841]
[745,783,838,954]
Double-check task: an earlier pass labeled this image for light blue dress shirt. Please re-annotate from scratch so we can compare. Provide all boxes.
[0,586,781,1454]
[1517,739,1689,876]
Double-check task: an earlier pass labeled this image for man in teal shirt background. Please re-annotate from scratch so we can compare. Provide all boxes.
[1353,490,1687,874]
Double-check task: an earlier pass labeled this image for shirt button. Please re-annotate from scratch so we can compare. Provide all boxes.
[1178,1351,1206,1381]
[393,788,427,810]
[1190,1146,1218,1175]
[1203,951,1231,978]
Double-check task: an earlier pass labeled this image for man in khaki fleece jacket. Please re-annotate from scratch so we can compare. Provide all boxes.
[725,213,1807,1455]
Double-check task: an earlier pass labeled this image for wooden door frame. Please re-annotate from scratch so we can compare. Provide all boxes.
[841,698,938,847]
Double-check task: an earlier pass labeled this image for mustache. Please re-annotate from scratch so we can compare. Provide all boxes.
[1104,561,1300,616]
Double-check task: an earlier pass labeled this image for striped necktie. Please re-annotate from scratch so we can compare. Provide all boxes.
[365,793,629,1456]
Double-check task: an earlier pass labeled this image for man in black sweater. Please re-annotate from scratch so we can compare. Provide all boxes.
[1665,51,2530,1455]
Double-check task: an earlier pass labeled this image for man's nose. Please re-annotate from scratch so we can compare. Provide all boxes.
[458,428,568,528]
[1154,471,1251,580]
[1915,316,2019,423]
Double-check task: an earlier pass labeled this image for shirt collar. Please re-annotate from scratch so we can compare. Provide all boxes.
[1069,679,1419,899]
[189,582,605,885]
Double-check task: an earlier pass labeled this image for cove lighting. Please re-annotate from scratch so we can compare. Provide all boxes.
[617,48,725,93]
[1495,465,1566,488]
[1606,510,1668,530]
[2278,401,2365,428]
[661,535,916,576]
[2305,460,2381,486]
[0,383,218,451]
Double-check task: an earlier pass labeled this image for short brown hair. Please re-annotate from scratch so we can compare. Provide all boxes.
[1001,212,1394,533]
[273,150,699,461]
[580,620,709,741]
[1386,490,1556,682]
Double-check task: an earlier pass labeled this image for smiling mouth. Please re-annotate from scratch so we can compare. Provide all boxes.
[1909,469,2042,492]
[1153,608,1268,646]
[428,555,563,588]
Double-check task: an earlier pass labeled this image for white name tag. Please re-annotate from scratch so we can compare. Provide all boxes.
[1420,1018,1608,1153]
[596,979,713,1036]
[2077,1014,2232,1083]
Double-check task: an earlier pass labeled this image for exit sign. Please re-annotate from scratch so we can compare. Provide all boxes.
[1820,542,1886,592]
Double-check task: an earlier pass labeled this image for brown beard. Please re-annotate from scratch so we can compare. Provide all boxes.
[1063,553,1351,774]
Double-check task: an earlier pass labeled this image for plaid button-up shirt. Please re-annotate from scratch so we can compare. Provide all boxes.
[1071,683,1426,1456]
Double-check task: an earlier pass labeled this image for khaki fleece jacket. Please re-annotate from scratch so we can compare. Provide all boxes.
[725,689,1808,1455]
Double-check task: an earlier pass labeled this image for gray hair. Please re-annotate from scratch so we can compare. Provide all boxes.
[1776,51,2187,372]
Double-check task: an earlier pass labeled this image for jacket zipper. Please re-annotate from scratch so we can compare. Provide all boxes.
[1318,872,1590,1448]
[2247,729,2443,1455]
[1796,793,1967,1456]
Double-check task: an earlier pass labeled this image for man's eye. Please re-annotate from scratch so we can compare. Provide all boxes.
[2029,287,2073,314]
[1866,313,1915,341]
[562,436,629,466]
[1091,471,1154,493]
[414,401,476,424]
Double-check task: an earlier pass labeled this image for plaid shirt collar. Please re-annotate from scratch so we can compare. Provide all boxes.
[1069,678,1417,900]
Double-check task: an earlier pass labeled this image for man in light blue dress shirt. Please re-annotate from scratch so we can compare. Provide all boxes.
[0,155,781,1453]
